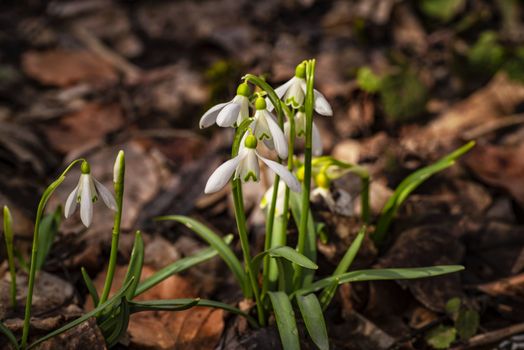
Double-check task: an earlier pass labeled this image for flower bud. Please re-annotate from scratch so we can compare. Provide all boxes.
[244,134,258,149]
[236,82,251,97]
[113,150,125,184]
[295,62,307,79]
[255,96,267,110]
[81,161,90,174]
[315,172,330,189]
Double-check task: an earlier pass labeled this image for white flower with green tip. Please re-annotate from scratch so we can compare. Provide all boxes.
[250,96,288,159]
[200,83,251,128]
[65,161,117,227]
[268,62,333,116]
[260,180,286,217]
[205,134,300,194]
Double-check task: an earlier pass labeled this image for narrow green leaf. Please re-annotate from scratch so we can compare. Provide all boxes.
[106,299,130,348]
[294,266,464,297]
[123,231,144,299]
[290,191,317,286]
[35,206,61,270]
[155,215,249,296]
[252,246,318,273]
[268,292,300,350]
[128,298,258,328]
[374,141,475,244]
[81,267,99,306]
[297,294,329,350]
[28,278,134,349]
[0,322,19,350]
[320,225,366,309]
[134,235,233,297]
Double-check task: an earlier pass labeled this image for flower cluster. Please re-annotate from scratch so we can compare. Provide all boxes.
[200,61,333,196]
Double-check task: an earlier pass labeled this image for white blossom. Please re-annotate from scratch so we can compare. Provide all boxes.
[199,83,251,128]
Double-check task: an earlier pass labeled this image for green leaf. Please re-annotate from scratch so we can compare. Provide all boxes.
[294,266,464,297]
[297,294,329,350]
[420,0,465,22]
[0,322,19,349]
[445,297,461,320]
[426,325,456,349]
[128,298,258,328]
[356,67,382,93]
[320,225,366,309]
[290,191,317,287]
[105,299,130,348]
[468,31,505,76]
[155,215,249,296]
[28,278,134,349]
[268,292,300,350]
[253,246,318,273]
[35,206,61,270]
[134,235,233,297]
[122,231,144,299]
[81,267,99,306]
[379,68,428,123]
[456,309,479,341]
[373,141,475,244]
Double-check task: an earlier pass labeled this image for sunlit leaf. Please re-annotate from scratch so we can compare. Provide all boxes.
[426,325,456,349]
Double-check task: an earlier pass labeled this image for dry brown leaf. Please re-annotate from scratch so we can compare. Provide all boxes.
[22,49,117,87]
[465,143,524,207]
[44,103,124,154]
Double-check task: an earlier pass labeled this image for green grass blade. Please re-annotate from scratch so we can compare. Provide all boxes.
[374,141,475,244]
[35,206,61,270]
[252,246,318,273]
[105,299,130,348]
[28,278,134,349]
[290,191,317,286]
[320,225,366,309]
[0,322,19,350]
[81,267,99,306]
[268,291,300,350]
[134,234,233,297]
[294,265,464,297]
[155,215,249,296]
[123,231,144,299]
[297,294,329,350]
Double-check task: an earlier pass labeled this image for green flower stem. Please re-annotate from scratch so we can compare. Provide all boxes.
[3,206,16,308]
[294,59,315,288]
[99,151,125,306]
[231,120,265,326]
[21,159,84,349]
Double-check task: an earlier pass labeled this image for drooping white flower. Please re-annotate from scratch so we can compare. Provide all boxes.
[65,161,117,227]
[260,180,287,217]
[311,171,335,209]
[268,62,333,116]
[250,97,288,159]
[284,108,323,156]
[205,134,300,194]
[199,83,251,128]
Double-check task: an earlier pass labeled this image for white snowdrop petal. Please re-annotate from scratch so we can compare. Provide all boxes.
[239,149,259,182]
[313,89,333,116]
[204,154,243,194]
[80,175,93,227]
[265,112,288,159]
[258,153,301,193]
[64,185,79,218]
[94,178,117,211]
[217,102,241,127]
[199,102,228,128]
[267,78,295,111]
[238,97,250,124]
[312,121,323,156]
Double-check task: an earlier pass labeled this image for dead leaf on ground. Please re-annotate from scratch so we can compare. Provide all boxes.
[43,103,124,154]
[465,143,524,208]
[22,49,118,87]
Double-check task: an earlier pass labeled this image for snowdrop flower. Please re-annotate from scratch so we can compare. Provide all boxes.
[285,108,323,156]
[251,96,288,159]
[200,83,251,128]
[260,180,286,217]
[205,133,300,194]
[65,161,117,227]
[269,62,333,116]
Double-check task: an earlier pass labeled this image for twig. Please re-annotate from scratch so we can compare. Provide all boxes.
[451,323,524,349]
[462,113,524,139]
